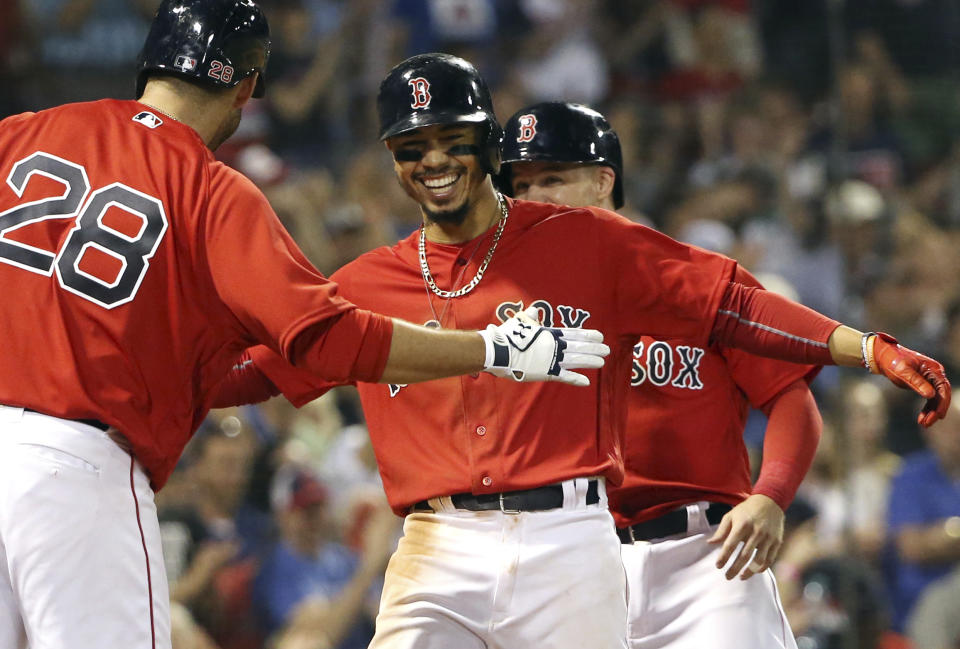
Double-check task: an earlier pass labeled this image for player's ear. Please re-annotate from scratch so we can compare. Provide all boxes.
[595,166,616,203]
[232,75,258,108]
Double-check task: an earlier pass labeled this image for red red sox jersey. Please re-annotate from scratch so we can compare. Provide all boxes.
[0,99,387,489]
[261,198,737,515]
[608,265,818,528]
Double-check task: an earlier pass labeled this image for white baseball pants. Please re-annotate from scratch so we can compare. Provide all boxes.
[370,478,628,649]
[0,406,170,649]
[621,501,796,649]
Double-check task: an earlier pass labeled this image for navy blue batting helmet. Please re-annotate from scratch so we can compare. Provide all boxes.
[499,102,624,209]
[377,53,503,175]
[136,0,270,99]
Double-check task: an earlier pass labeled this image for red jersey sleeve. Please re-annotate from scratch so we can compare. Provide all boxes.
[208,348,279,408]
[714,282,839,365]
[596,210,736,343]
[720,267,821,407]
[202,164,356,358]
[248,344,337,407]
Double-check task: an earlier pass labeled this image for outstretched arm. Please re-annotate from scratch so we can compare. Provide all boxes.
[713,282,951,427]
[377,319,485,384]
[209,308,610,409]
[293,308,608,387]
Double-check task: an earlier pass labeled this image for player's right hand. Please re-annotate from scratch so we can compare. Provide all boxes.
[867,332,951,427]
[708,494,784,581]
[479,307,609,387]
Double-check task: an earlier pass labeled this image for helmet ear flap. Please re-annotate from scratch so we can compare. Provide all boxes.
[612,176,624,210]
[493,164,513,196]
[484,121,503,176]
[253,72,266,99]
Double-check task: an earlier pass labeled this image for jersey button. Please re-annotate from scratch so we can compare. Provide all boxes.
[481,476,493,487]
[455,257,467,266]
[476,425,486,436]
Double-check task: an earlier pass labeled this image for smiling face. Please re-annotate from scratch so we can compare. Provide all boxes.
[386,123,489,226]
[508,161,616,210]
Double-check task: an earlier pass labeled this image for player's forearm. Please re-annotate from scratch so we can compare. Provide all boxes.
[715,283,950,426]
[712,282,840,365]
[292,310,485,384]
[379,319,486,384]
[716,283,882,367]
[826,324,870,366]
[752,381,822,510]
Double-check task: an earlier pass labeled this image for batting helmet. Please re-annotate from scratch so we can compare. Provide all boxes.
[136,0,270,99]
[377,53,503,175]
[499,102,624,209]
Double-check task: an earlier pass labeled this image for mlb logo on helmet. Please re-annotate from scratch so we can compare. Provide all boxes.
[174,55,197,72]
[517,114,537,143]
[408,77,431,109]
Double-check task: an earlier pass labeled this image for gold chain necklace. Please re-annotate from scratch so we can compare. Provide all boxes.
[418,192,509,299]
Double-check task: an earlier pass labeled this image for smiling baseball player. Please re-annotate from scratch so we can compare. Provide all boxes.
[499,101,824,648]
[212,53,950,649]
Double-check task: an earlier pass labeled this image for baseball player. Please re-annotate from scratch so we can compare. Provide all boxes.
[0,6,608,649]
[212,53,949,649]
[498,101,821,648]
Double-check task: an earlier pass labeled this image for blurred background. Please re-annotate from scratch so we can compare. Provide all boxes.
[4,0,960,647]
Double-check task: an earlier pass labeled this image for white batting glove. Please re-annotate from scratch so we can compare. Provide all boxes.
[478,307,609,386]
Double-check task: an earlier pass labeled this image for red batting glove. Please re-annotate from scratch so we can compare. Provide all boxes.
[868,332,951,427]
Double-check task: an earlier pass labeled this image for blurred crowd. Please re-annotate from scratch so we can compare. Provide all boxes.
[3,1,960,648]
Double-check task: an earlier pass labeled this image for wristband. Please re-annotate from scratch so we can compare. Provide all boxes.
[477,328,508,369]
[861,331,878,373]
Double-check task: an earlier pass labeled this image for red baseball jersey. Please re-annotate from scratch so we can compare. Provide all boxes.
[262,199,737,515]
[608,266,818,528]
[0,100,380,489]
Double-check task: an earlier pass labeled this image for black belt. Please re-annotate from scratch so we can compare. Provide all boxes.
[618,502,732,543]
[23,408,110,433]
[412,479,600,514]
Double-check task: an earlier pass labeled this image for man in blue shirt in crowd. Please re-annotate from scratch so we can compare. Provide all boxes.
[887,399,960,630]
[254,470,395,649]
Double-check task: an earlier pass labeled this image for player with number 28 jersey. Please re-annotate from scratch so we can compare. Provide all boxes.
[0,99,381,490]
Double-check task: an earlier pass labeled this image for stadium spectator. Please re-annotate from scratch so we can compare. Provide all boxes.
[886,400,960,631]
[259,0,354,166]
[254,469,396,649]
[906,562,960,649]
[513,0,609,104]
[158,415,272,647]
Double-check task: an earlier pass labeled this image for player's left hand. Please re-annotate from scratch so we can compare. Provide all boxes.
[479,307,609,386]
[868,332,951,427]
[707,494,784,581]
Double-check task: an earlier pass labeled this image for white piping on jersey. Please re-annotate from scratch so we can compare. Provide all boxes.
[717,309,830,348]
[231,359,255,371]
